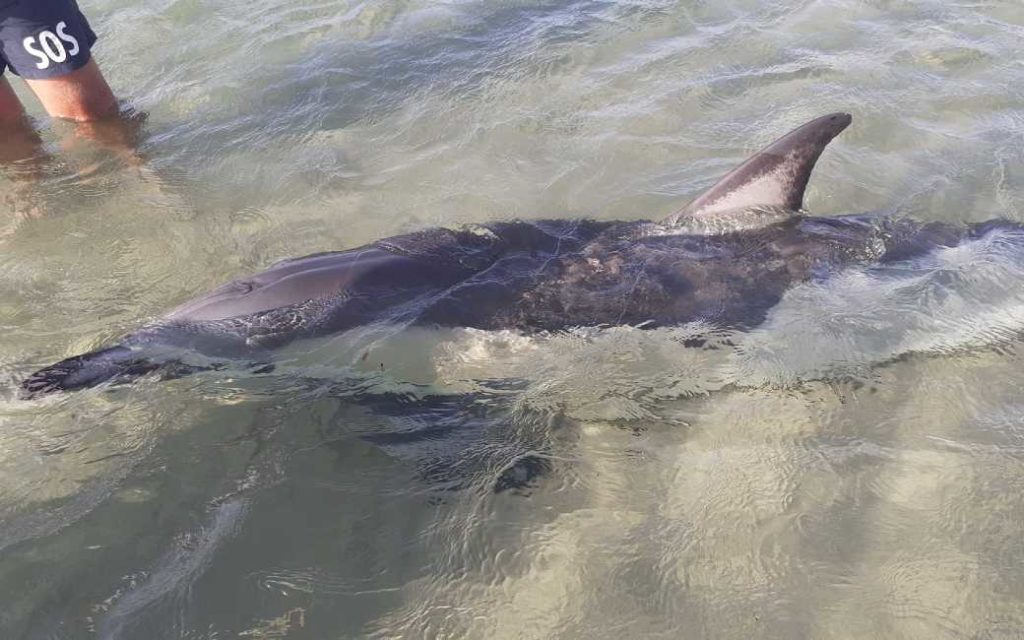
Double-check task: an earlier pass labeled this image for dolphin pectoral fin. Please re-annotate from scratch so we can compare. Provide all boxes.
[20,346,276,397]
[248,362,276,375]
[19,345,163,398]
[663,112,852,226]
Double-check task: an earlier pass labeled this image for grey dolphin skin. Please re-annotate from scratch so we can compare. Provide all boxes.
[20,113,1017,397]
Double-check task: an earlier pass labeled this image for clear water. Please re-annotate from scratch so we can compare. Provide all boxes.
[2,1,1024,638]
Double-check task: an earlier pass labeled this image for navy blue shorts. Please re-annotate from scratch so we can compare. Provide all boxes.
[0,0,97,80]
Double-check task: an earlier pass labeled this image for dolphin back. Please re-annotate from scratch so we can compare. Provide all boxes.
[18,220,605,397]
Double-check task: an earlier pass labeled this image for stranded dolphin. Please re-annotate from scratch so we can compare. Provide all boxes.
[20,113,1018,397]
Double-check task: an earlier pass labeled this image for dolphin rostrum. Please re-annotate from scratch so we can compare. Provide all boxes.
[20,113,1017,396]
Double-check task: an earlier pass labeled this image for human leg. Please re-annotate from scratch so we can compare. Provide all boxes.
[24,57,118,122]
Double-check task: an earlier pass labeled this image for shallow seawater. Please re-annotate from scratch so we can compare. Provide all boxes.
[2,1,1024,638]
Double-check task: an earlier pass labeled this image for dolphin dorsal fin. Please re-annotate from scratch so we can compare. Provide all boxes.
[662,113,852,226]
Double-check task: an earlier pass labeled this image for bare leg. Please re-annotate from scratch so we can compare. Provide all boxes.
[0,78,45,241]
[0,77,45,165]
[0,75,26,123]
[23,58,117,122]
[25,58,149,168]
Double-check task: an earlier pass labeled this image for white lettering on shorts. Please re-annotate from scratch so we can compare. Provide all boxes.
[56,22,80,56]
[22,21,81,70]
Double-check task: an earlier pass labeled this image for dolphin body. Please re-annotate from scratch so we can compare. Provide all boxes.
[21,113,1016,397]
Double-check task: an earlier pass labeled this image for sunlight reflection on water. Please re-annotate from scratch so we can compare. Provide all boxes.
[2,1,1024,638]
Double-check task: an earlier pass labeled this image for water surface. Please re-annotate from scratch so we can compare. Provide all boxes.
[2,1,1024,638]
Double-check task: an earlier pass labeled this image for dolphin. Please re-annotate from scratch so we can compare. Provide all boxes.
[20,113,1018,397]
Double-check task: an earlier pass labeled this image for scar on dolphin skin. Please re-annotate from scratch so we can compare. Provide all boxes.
[20,113,1023,397]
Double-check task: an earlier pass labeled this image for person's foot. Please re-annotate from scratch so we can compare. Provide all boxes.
[0,188,45,243]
